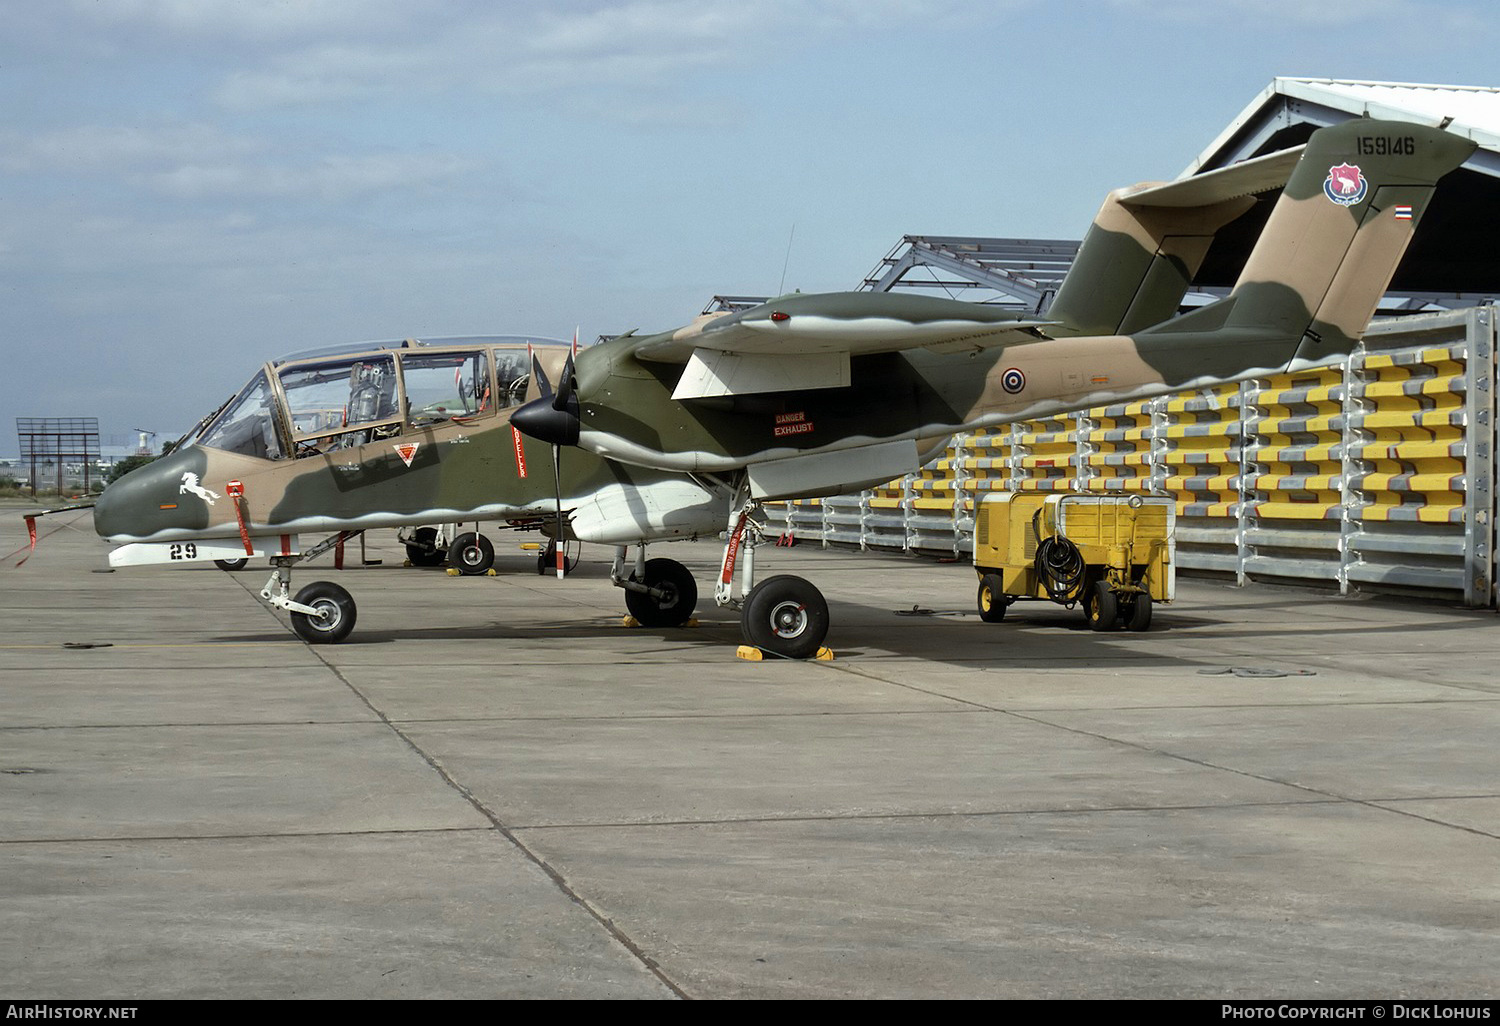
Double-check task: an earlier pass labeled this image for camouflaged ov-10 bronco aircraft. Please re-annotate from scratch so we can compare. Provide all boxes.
[510,118,1476,656]
[93,337,731,642]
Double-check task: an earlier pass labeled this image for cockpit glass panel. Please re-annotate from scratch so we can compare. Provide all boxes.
[402,351,492,426]
[494,349,530,409]
[197,371,283,460]
[280,355,399,451]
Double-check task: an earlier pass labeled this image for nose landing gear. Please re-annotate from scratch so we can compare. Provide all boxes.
[257,531,362,644]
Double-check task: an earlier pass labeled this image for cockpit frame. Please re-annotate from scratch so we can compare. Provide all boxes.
[191,335,565,462]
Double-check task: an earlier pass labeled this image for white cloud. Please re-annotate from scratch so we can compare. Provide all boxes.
[62,0,420,41]
[148,152,479,201]
[0,123,262,174]
[0,122,476,203]
[205,1,988,109]
[1104,0,1458,28]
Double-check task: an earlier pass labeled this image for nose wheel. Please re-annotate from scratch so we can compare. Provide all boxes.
[288,581,358,644]
[257,533,363,644]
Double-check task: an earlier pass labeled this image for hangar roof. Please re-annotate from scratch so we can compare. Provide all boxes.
[1187,77,1500,176]
[865,78,1500,313]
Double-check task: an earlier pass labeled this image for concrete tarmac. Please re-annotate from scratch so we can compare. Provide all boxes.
[2,503,1498,999]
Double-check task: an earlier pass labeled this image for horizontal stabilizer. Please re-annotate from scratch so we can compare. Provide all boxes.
[1120,145,1305,208]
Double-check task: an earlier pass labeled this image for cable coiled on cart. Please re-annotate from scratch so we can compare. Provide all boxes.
[1034,533,1086,602]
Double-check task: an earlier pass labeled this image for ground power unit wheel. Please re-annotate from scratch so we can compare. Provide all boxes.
[1084,580,1117,631]
[977,573,1008,623]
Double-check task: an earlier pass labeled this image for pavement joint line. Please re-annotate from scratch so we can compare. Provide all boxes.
[299,634,691,1000]
[0,826,496,847]
[999,707,1500,843]
[0,642,309,650]
[506,797,1368,832]
[0,719,394,731]
[3,796,1498,847]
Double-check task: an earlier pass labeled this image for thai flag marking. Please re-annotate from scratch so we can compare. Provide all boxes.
[1394,205,1414,221]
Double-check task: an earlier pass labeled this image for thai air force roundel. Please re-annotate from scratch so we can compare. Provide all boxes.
[1324,163,1368,206]
[1001,367,1026,394]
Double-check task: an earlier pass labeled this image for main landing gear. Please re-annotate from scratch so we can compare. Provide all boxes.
[258,531,361,644]
[609,548,698,628]
[607,484,831,659]
[716,484,830,659]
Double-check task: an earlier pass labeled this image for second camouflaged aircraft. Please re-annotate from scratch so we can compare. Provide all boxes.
[511,118,1476,656]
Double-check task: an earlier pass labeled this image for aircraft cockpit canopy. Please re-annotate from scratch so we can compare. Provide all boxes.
[189,336,564,460]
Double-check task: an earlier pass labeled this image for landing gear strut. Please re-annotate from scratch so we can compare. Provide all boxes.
[258,531,361,644]
[715,482,830,659]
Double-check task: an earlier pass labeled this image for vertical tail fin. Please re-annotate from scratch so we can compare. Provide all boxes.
[1048,142,1319,337]
[1222,118,1476,367]
[1047,187,1255,337]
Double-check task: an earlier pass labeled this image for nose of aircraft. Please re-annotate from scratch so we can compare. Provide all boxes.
[510,392,580,447]
[93,447,212,542]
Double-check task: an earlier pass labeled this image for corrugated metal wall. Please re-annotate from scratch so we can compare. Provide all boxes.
[768,306,1497,607]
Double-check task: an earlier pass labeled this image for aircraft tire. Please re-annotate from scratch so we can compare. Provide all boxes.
[1084,580,1117,632]
[289,581,358,644]
[449,532,495,575]
[624,557,697,628]
[1123,591,1153,632]
[976,574,1008,623]
[214,558,249,572]
[741,575,829,659]
[406,527,446,567]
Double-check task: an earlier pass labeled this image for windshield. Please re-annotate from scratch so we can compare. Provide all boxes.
[196,371,284,459]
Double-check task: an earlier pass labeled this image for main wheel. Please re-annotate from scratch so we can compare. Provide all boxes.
[624,558,697,628]
[1084,580,1118,632]
[1123,591,1153,632]
[405,526,446,567]
[976,573,1008,623]
[448,532,495,575]
[214,557,249,572]
[741,575,829,659]
[289,581,358,644]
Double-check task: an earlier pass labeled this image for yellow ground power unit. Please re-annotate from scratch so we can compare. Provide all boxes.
[972,493,1176,631]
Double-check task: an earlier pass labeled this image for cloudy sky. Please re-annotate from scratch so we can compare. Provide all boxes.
[3,0,1497,445]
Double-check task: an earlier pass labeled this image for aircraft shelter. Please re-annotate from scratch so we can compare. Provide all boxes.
[764,79,1500,608]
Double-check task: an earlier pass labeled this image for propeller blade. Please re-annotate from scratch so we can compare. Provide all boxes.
[552,353,575,412]
[531,349,553,400]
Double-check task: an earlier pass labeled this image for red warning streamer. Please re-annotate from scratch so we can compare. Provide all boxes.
[226,480,253,555]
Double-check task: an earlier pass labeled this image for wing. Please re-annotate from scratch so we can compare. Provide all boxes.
[633,292,1055,400]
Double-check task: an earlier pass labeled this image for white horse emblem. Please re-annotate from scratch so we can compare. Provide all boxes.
[179,472,220,505]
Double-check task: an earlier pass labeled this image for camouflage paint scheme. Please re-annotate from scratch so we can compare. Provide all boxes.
[93,340,729,547]
[95,119,1475,555]
[518,120,1475,501]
